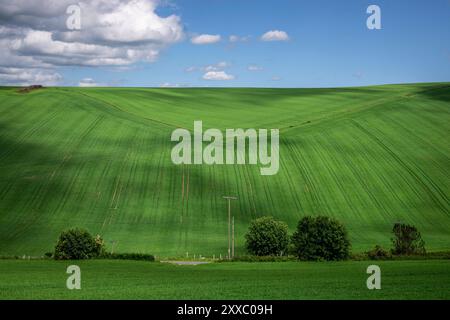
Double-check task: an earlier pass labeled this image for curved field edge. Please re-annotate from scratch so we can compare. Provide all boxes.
[0,83,448,257]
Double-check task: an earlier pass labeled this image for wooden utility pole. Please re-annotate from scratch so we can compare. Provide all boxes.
[232,216,235,259]
[110,240,118,254]
[223,196,237,260]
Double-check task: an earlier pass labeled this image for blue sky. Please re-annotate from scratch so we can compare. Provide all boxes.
[1,0,449,87]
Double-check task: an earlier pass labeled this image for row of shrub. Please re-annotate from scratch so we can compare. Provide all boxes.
[50,228,154,261]
[49,218,427,262]
[100,252,155,261]
[362,223,426,260]
[245,216,351,261]
[244,216,426,261]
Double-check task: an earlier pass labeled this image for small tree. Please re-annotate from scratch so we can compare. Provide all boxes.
[54,228,104,260]
[94,234,106,256]
[366,245,391,260]
[291,216,350,261]
[245,216,289,256]
[391,223,425,255]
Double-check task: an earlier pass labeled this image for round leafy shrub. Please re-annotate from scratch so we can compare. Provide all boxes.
[54,228,104,260]
[291,216,350,261]
[245,216,289,256]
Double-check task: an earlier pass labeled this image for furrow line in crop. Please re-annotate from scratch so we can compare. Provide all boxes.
[352,120,449,215]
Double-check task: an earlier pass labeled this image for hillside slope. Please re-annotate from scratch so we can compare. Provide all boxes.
[0,83,449,256]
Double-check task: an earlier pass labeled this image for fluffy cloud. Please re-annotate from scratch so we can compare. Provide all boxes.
[0,0,184,85]
[12,29,160,67]
[0,0,183,47]
[202,71,234,81]
[261,30,289,41]
[191,34,221,45]
[0,67,62,86]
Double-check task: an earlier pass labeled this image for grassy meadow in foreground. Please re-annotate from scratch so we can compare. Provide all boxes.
[0,259,449,299]
[0,83,449,257]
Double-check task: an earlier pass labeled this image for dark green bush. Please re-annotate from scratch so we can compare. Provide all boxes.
[291,216,350,261]
[100,252,155,261]
[366,245,391,260]
[391,223,426,255]
[54,228,104,260]
[245,216,289,256]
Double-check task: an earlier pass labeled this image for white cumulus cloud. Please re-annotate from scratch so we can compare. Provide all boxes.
[0,67,62,86]
[191,34,221,45]
[261,30,289,41]
[202,71,234,81]
[0,0,184,85]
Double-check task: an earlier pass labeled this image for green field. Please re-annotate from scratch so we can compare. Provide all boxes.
[0,259,448,299]
[0,83,449,257]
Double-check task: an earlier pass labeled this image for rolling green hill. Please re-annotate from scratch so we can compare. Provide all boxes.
[0,83,449,257]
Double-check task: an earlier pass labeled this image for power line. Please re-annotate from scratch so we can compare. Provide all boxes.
[223,196,237,260]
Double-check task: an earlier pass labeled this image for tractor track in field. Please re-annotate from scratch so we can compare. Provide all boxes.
[351,120,450,215]
[57,88,185,130]
[280,85,450,135]
[185,166,190,219]
[100,134,139,232]
[0,108,60,162]
[180,164,185,223]
[179,164,190,223]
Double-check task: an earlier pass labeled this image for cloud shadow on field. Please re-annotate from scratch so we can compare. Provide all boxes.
[0,121,75,253]
[414,84,450,103]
